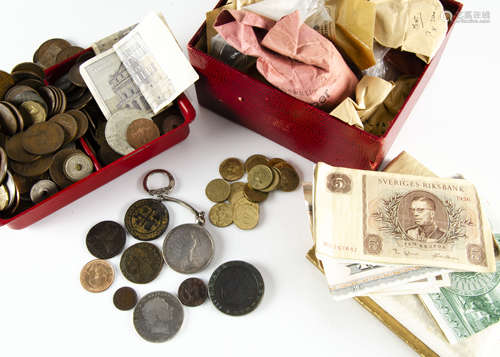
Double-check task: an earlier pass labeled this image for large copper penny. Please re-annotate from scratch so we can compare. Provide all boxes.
[178,278,208,307]
[22,122,64,155]
[124,199,169,241]
[10,155,53,177]
[126,118,160,149]
[80,259,114,293]
[5,133,40,163]
[35,39,72,68]
[120,242,163,284]
[113,287,138,311]
[86,221,126,259]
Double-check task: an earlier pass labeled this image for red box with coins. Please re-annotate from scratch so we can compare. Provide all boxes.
[0,48,196,230]
[188,0,462,171]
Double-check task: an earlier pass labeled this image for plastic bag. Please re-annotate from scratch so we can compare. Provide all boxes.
[242,0,331,24]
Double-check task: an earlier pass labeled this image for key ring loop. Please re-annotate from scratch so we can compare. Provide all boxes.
[143,169,175,197]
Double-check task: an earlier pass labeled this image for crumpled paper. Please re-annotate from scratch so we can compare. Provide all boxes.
[214,9,358,110]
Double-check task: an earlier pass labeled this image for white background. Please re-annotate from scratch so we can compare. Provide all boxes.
[0,1,499,356]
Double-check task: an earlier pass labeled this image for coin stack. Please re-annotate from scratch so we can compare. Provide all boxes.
[206,155,300,230]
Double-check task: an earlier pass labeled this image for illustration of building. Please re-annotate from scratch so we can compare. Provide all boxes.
[108,63,150,112]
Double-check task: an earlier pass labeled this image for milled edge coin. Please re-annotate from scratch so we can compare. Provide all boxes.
[178,278,208,307]
[113,287,138,311]
[86,220,126,259]
[124,198,169,241]
[80,259,114,293]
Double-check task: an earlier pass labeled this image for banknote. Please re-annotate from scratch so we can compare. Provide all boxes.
[92,24,137,55]
[114,12,199,114]
[314,163,496,272]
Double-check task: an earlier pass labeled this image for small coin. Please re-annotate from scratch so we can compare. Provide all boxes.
[55,46,84,64]
[205,178,230,203]
[248,164,274,190]
[106,109,151,155]
[113,287,138,311]
[209,203,233,227]
[133,291,184,343]
[219,158,244,181]
[126,118,160,149]
[35,39,72,68]
[80,259,114,293]
[30,179,58,203]
[63,152,93,182]
[243,184,268,203]
[233,200,259,230]
[124,199,169,241]
[22,122,64,155]
[208,260,264,316]
[162,224,214,274]
[277,165,299,192]
[260,167,281,192]
[178,278,207,307]
[120,242,163,284]
[19,101,47,126]
[0,147,8,183]
[50,113,78,144]
[5,133,40,163]
[244,154,268,173]
[10,155,53,177]
[49,148,79,188]
[0,71,15,99]
[0,101,18,135]
[86,221,126,259]
[66,109,88,139]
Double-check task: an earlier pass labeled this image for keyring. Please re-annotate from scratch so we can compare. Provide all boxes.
[143,169,175,197]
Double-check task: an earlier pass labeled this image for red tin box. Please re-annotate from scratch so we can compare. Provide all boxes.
[0,49,196,230]
[188,0,462,170]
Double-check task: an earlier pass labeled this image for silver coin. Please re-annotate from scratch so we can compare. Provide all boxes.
[133,291,184,343]
[105,109,152,155]
[63,152,93,182]
[30,179,58,203]
[162,223,214,274]
[4,171,18,209]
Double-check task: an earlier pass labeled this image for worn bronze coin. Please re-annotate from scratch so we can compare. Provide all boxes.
[178,278,208,307]
[5,133,39,163]
[2,101,25,132]
[124,199,169,241]
[16,78,45,90]
[19,101,47,126]
[0,147,7,183]
[229,182,246,202]
[67,90,91,111]
[66,109,88,139]
[68,63,86,88]
[10,155,53,177]
[4,85,47,113]
[243,183,268,203]
[49,148,79,188]
[22,122,64,155]
[35,38,72,68]
[80,259,114,293]
[160,114,184,133]
[113,287,138,311]
[248,164,274,190]
[260,167,281,192]
[50,114,78,144]
[245,154,268,173]
[126,118,160,149]
[233,199,259,230]
[205,178,230,203]
[55,46,84,64]
[277,165,299,192]
[120,242,163,284]
[12,62,45,80]
[0,71,15,99]
[219,157,244,181]
[86,221,126,259]
[0,101,18,135]
[208,260,264,316]
[98,143,122,166]
[209,203,233,227]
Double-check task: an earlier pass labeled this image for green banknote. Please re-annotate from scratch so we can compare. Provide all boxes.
[421,234,500,343]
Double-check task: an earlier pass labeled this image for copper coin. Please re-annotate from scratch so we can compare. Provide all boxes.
[178,278,208,307]
[113,287,138,311]
[11,62,45,80]
[35,39,72,68]
[55,87,68,114]
[5,133,40,163]
[1,101,24,132]
[11,70,42,83]
[67,90,91,111]
[50,114,78,144]
[16,78,45,90]
[0,147,7,183]
[4,85,47,113]
[0,101,18,135]
[160,114,184,134]
[219,158,244,181]
[80,259,114,293]
[22,122,64,155]
[124,199,169,241]
[86,221,126,259]
[277,165,300,192]
[66,110,88,139]
[55,46,84,64]
[245,154,269,173]
[0,71,15,99]
[120,242,163,284]
[243,184,268,203]
[68,63,86,88]
[126,118,160,149]
[10,155,53,177]
[49,148,79,188]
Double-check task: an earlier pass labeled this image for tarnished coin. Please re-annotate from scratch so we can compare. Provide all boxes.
[160,114,184,134]
[80,259,114,293]
[19,101,47,126]
[219,158,244,181]
[67,90,92,111]
[208,260,264,316]
[106,109,151,155]
[277,165,300,192]
[0,185,9,211]
[55,46,84,64]
[0,132,7,147]
[0,71,15,99]
[0,101,18,135]
[209,203,233,227]
[49,148,79,188]
[68,63,86,88]
[126,118,160,149]
[233,200,259,230]
[0,147,7,183]
[4,85,47,113]
[10,155,53,177]
[244,154,268,173]
[30,179,58,203]
[35,38,72,68]
[260,167,281,192]
[98,143,122,166]
[133,291,184,343]
[243,184,268,203]
[86,221,126,259]
[248,164,273,190]
[162,224,214,274]
[205,178,230,203]
[124,199,169,241]
[22,122,64,155]
[63,152,93,182]
[12,174,33,195]
[12,62,45,80]
[50,113,78,144]
[120,242,163,284]
[66,110,88,139]
[178,278,207,307]
[113,287,138,311]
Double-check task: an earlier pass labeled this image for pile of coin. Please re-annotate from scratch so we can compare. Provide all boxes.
[33,38,84,69]
[206,155,300,230]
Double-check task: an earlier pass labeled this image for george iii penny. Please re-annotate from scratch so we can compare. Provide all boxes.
[86,221,126,259]
[120,242,163,284]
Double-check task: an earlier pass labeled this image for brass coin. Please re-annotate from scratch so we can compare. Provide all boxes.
[229,181,246,202]
[219,158,244,181]
[272,160,294,170]
[55,46,84,64]
[233,200,259,230]
[124,199,169,241]
[49,148,79,188]
[260,167,281,192]
[245,154,268,173]
[19,101,47,127]
[205,179,230,203]
[10,155,53,177]
[248,164,274,190]
[66,110,89,139]
[209,203,233,227]
[0,147,7,183]
[120,242,163,284]
[5,133,40,163]
[268,158,286,167]
[0,184,9,211]
[0,101,18,135]
[80,259,114,293]
[22,122,64,155]
[243,184,268,203]
[11,62,45,80]
[50,114,78,144]
[126,118,160,149]
[277,165,300,192]
[35,38,72,68]
[0,71,15,99]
